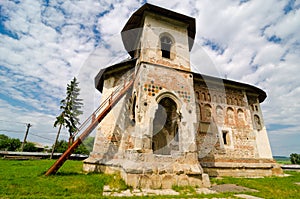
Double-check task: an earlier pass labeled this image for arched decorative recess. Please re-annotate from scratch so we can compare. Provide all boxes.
[203,104,212,122]
[226,107,235,125]
[216,105,224,124]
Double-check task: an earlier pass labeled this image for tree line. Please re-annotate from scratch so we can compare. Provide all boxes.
[0,134,94,155]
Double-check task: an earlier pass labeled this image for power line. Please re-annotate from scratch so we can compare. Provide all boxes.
[30,133,53,142]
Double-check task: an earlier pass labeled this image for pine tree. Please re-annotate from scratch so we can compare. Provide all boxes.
[50,77,83,159]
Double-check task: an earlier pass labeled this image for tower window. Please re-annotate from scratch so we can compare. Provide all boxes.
[160,36,172,59]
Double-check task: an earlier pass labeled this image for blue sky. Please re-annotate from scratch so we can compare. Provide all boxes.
[0,0,299,156]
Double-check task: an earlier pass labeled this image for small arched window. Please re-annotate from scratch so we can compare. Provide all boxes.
[254,114,262,130]
[160,36,172,59]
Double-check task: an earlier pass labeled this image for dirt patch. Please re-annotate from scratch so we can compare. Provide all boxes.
[211,184,258,193]
[103,184,258,197]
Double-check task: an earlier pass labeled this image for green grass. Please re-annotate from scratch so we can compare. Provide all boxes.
[0,159,299,198]
[0,159,112,198]
[172,185,196,195]
[211,172,300,199]
[276,160,292,164]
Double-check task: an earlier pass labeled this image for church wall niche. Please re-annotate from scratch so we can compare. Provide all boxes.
[226,107,235,125]
[216,105,224,124]
[202,104,212,122]
[237,108,245,126]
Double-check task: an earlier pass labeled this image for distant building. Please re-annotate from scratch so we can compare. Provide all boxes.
[83,3,282,188]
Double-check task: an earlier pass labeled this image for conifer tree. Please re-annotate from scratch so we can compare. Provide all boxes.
[50,77,83,159]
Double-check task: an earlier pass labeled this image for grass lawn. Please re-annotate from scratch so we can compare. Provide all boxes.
[0,159,299,198]
[0,159,113,198]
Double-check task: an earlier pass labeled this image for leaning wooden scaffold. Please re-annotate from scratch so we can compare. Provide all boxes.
[45,72,135,176]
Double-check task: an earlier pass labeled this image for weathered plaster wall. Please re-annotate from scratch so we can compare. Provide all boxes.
[88,68,135,161]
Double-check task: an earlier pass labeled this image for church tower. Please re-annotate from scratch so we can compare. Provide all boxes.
[121,3,198,156]
[84,3,210,188]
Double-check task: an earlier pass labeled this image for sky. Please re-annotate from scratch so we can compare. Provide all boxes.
[0,0,299,156]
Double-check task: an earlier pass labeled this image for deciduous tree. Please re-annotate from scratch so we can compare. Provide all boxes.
[0,134,21,151]
[290,153,300,164]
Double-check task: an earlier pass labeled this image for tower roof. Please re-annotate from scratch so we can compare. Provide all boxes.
[121,3,196,57]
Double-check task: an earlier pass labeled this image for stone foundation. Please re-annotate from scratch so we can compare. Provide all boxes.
[200,158,283,177]
[83,151,211,189]
[83,161,210,189]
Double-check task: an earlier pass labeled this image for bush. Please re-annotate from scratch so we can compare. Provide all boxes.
[53,140,89,155]
[54,140,68,153]
[290,153,300,164]
[22,142,39,152]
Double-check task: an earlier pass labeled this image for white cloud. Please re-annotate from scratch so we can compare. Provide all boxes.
[0,0,299,155]
[265,8,300,41]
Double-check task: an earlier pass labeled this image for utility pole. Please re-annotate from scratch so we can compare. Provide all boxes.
[21,123,32,152]
[50,123,63,159]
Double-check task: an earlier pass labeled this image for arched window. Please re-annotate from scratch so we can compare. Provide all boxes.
[160,36,172,59]
[254,114,262,130]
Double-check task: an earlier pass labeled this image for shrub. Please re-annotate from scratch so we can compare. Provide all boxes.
[22,142,39,152]
[53,140,89,155]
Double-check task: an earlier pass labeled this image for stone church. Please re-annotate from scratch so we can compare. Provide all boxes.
[83,3,282,188]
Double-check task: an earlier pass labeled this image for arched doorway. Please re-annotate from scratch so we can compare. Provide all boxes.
[152,97,179,155]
